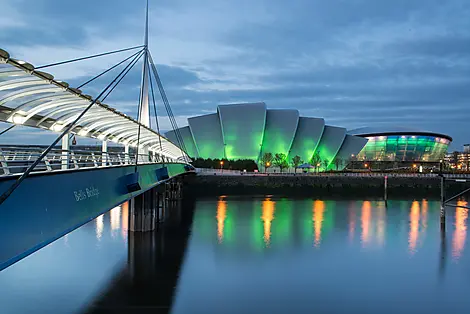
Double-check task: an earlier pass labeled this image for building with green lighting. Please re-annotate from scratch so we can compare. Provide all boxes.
[349,127,452,164]
[165,103,452,170]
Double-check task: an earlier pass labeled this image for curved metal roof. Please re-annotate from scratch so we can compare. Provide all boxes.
[0,48,188,161]
[348,126,453,141]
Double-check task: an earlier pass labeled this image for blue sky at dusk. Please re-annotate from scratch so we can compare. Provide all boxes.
[1,0,469,149]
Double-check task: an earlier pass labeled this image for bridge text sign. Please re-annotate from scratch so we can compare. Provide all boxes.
[73,186,100,202]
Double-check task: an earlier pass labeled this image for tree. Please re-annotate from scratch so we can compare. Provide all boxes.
[322,159,329,171]
[273,153,289,173]
[291,155,303,173]
[260,152,273,172]
[310,152,322,173]
[334,157,343,171]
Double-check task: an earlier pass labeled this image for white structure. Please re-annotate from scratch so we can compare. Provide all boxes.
[0,48,188,162]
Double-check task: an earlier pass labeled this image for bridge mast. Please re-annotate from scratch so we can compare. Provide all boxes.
[138,0,150,128]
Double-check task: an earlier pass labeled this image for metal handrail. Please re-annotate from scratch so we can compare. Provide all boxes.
[0,146,175,176]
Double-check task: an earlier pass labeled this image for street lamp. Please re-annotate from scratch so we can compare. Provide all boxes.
[265,161,271,173]
[220,160,224,173]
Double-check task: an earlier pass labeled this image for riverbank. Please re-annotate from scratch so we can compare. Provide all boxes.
[184,174,468,198]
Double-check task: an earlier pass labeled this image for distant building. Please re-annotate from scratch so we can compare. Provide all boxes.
[349,127,452,163]
[165,103,452,170]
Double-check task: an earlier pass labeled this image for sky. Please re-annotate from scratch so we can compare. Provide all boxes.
[0,0,469,149]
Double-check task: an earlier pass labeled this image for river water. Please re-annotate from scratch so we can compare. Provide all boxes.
[1,196,470,313]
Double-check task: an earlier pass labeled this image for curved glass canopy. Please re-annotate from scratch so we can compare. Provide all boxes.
[0,48,188,162]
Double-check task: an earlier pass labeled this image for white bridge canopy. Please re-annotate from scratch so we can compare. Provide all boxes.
[0,48,188,162]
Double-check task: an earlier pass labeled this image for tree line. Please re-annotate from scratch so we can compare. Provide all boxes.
[190,152,350,173]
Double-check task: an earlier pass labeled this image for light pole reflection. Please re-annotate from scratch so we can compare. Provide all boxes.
[262,197,276,247]
[313,200,325,248]
[216,197,227,243]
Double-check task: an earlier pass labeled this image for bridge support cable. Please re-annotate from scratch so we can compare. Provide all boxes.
[0,125,15,136]
[148,54,187,154]
[35,45,145,69]
[148,62,163,156]
[0,51,146,207]
[77,48,145,89]
[148,53,187,156]
[100,50,145,103]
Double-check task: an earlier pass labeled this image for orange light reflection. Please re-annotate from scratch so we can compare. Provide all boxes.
[121,201,129,241]
[262,198,276,247]
[216,198,227,243]
[409,201,420,254]
[452,200,468,260]
[313,200,325,247]
[361,201,371,247]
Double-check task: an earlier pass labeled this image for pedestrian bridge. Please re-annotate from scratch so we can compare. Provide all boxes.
[0,40,194,269]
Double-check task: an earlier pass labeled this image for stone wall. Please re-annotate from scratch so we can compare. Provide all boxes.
[184,174,467,198]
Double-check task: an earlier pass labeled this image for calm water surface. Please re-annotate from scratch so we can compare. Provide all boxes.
[1,196,470,313]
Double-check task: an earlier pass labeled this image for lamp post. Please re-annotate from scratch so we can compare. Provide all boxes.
[220,160,224,173]
[265,161,270,173]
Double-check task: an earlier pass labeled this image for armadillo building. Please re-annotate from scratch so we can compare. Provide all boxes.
[165,102,368,170]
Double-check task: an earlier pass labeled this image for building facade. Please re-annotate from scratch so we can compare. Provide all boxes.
[165,103,367,170]
[349,127,452,163]
[165,104,452,170]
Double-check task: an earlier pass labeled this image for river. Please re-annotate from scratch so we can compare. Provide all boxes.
[1,196,469,313]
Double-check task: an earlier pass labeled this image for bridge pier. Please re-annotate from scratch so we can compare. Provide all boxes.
[129,179,183,232]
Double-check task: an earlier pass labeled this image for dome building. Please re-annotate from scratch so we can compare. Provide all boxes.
[349,127,452,163]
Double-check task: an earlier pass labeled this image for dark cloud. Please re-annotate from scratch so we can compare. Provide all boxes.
[1,0,470,149]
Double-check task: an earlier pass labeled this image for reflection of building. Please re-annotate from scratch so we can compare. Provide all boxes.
[349,127,452,163]
[165,103,367,170]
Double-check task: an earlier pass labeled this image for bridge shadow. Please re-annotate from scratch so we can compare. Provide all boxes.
[85,198,195,314]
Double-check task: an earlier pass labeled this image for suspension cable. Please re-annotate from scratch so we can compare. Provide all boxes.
[148,52,187,155]
[100,50,145,102]
[0,125,15,136]
[77,48,144,89]
[148,61,163,155]
[0,52,144,206]
[35,45,144,69]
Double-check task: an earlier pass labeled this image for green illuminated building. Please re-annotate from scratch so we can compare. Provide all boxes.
[349,127,452,162]
[165,104,452,169]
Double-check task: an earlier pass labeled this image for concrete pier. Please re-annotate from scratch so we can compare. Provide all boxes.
[129,179,183,232]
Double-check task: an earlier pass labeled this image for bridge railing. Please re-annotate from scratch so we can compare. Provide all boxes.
[0,146,171,176]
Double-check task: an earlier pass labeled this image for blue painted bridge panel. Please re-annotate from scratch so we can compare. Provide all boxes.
[0,163,190,271]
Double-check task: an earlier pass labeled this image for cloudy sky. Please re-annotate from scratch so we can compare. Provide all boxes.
[1,0,469,149]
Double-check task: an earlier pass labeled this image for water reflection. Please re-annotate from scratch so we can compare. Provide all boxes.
[313,200,324,247]
[0,204,130,314]
[216,197,227,243]
[361,201,371,247]
[409,201,420,254]
[110,205,121,237]
[121,201,129,241]
[261,198,276,246]
[452,200,468,260]
[348,205,356,243]
[201,198,470,256]
[3,197,470,314]
[376,202,386,247]
[96,214,104,241]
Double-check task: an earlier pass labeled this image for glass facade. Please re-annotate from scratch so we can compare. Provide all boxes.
[356,135,450,162]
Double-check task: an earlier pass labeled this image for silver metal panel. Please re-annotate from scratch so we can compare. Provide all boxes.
[217,102,266,160]
[315,125,346,170]
[261,109,299,157]
[164,126,199,158]
[188,113,224,159]
[330,135,368,170]
[288,117,325,163]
